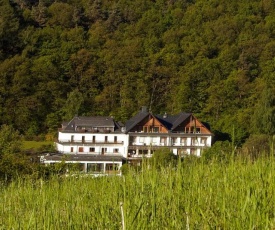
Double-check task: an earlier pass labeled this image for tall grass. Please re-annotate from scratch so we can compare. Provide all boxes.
[1,155,275,229]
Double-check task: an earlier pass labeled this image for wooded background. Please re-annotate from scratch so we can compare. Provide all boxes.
[1,0,275,146]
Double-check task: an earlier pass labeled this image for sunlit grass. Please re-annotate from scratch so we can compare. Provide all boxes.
[1,155,275,229]
[22,141,54,150]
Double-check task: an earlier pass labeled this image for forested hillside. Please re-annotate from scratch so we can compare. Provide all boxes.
[1,0,275,145]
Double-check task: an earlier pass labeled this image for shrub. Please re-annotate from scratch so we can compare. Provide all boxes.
[241,134,271,158]
[0,153,34,182]
[202,141,232,162]
[151,148,177,169]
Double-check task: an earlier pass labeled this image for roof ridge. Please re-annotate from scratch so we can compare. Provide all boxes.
[172,112,191,130]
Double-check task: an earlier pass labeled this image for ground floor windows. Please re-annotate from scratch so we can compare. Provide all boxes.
[87,163,104,173]
[86,163,121,174]
[190,149,197,155]
[105,163,120,173]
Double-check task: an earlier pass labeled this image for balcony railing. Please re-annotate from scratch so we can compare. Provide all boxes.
[128,143,210,149]
[57,140,124,145]
[59,151,123,156]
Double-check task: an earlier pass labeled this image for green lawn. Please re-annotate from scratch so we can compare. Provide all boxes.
[22,141,54,150]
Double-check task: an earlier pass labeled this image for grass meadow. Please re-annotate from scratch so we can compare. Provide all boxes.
[1,155,275,229]
[22,141,54,151]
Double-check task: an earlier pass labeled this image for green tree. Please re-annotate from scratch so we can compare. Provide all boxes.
[62,89,84,120]
[0,125,22,155]
[253,85,275,135]
[47,2,75,28]
[0,0,20,59]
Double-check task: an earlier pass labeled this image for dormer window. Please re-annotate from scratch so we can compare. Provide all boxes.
[185,127,200,133]
[152,127,159,133]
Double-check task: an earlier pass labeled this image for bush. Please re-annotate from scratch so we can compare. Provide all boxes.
[241,134,271,158]
[151,148,177,169]
[201,141,233,162]
[0,153,34,182]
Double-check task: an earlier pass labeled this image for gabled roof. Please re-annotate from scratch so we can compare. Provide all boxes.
[63,116,117,132]
[125,110,149,132]
[155,112,192,131]
[126,109,200,133]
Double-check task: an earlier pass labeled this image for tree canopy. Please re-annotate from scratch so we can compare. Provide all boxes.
[1,0,275,144]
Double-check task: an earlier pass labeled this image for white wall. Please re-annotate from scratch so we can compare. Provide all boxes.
[57,132,129,157]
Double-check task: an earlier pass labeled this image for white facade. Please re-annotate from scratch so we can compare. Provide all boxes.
[46,112,213,173]
[56,132,129,158]
[128,134,212,158]
[41,156,123,175]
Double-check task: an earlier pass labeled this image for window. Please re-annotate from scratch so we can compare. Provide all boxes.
[92,136,96,142]
[181,138,187,145]
[143,126,148,133]
[160,137,166,145]
[105,164,119,173]
[87,163,103,172]
[191,149,196,155]
[105,136,108,142]
[191,138,198,145]
[201,137,207,145]
[153,127,159,133]
[71,135,74,142]
[79,147,84,152]
[101,148,107,154]
[70,147,74,152]
[113,148,119,153]
[82,136,85,142]
[178,149,188,156]
[114,136,117,143]
[89,147,95,152]
[172,137,177,145]
[139,137,145,143]
[130,136,136,145]
[189,127,201,133]
[152,137,158,143]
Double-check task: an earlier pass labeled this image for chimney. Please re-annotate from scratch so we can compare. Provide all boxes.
[141,106,147,113]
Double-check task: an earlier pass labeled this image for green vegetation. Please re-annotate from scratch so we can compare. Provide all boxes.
[22,141,54,151]
[1,1,275,226]
[1,156,275,229]
[0,0,275,146]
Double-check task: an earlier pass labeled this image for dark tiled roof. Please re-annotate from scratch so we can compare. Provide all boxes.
[171,112,192,130]
[155,112,192,131]
[64,116,117,132]
[125,111,149,132]
[43,153,125,162]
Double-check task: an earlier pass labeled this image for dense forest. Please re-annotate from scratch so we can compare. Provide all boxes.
[1,0,275,146]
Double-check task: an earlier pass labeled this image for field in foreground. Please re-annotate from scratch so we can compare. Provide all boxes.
[0,156,275,229]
